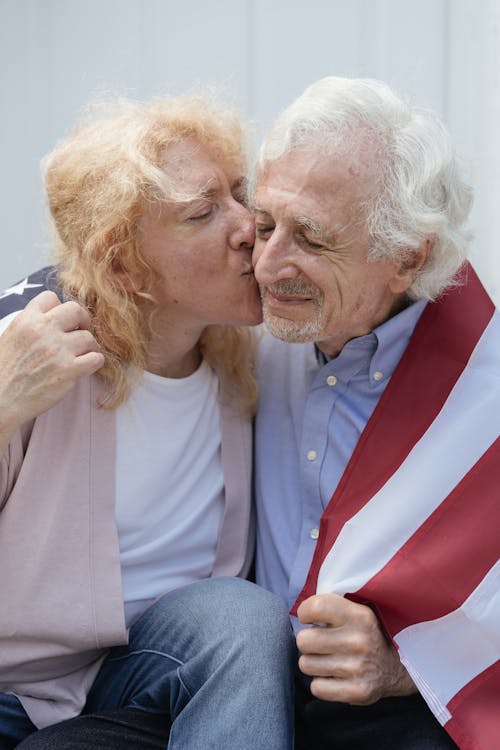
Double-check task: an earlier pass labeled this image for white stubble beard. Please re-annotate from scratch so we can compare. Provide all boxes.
[260,283,325,343]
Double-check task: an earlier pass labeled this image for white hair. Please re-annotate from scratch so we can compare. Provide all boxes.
[257,77,473,300]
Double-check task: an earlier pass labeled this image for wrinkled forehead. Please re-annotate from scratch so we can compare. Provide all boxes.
[254,140,381,214]
[157,137,246,202]
[163,136,243,174]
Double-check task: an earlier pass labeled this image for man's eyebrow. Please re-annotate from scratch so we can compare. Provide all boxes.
[295,215,322,235]
[253,210,335,240]
[295,215,335,243]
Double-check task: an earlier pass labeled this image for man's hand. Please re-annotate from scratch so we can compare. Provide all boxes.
[0,291,105,438]
[296,593,416,705]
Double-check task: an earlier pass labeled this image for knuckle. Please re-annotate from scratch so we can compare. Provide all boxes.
[296,630,307,651]
[350,660,368,682]
[66,302,84,321]
[296,629,309,651]
[307,596,325,619]
[347,630,368,655]
[309,679,324,699]
[63,300,88,323]
[359,607,376,628]
[298,654,311,674]
[351,684,376,706]
[62,300,80,314]
[28,289,57,307]
[43,290,60,305]
[79,329,97,347]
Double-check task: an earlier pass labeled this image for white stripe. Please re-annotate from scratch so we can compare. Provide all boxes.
[316,311,500,597]
[395,560,500,719]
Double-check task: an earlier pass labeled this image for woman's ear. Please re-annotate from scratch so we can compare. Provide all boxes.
[108,237,148,295]
[389,238,434,294]
[109,253,134,292]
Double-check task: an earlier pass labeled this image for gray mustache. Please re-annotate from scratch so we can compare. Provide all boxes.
[262,281,320,297]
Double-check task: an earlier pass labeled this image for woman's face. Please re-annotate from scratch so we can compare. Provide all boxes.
[137,139,262,335]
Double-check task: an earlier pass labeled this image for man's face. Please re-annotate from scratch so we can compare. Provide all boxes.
[138,139,262,334]
[253,144,408,357]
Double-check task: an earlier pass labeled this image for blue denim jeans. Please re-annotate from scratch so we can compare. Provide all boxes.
[4,577,295,750]
[0,694,36,750]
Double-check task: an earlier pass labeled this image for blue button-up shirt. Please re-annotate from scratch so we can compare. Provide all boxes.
[254,300,427,631]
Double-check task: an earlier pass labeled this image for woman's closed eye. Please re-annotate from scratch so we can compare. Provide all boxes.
[188,204,214,221]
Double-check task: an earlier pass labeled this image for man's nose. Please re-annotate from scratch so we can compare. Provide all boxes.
[253,230,299,285]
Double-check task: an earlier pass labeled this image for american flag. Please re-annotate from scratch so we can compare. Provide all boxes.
[293,264,500,750]
[0,266,61,326]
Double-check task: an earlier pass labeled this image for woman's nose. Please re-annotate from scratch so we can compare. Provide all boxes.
[229,203,255,250]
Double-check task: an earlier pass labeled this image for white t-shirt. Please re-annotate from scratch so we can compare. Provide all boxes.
[115,360,225,626]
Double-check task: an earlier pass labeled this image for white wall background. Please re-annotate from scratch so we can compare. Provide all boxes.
[1,0,498,302]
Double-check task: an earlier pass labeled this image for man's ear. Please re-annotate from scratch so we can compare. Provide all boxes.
[389,238,434,294]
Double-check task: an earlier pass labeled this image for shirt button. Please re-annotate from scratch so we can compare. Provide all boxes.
[373,371,384,381]
[326,374,337,386]
[309,528,319,540]
[306,450,317,461]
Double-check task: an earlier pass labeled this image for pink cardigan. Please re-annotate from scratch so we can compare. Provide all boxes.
[0,374,254,728]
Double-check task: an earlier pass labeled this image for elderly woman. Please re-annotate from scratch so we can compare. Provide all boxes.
[0,96,294,749]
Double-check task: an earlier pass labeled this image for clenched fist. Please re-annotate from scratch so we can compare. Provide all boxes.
[296,593,416,705]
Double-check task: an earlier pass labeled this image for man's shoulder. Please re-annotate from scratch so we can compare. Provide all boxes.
[0,266,61,320]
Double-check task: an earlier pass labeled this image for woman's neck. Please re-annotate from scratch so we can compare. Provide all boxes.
[144,324,203,379]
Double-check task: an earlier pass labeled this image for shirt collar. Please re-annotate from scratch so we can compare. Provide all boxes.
[369,298,427,385]
[315,298,427,387]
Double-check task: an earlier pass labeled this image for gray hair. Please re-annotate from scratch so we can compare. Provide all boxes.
[257,77,473,300]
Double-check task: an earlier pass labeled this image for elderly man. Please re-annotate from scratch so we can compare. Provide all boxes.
[253,76,499,750]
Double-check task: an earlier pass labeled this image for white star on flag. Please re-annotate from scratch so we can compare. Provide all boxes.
[0,278,43,300]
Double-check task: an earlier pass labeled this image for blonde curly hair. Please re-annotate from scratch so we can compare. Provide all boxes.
[44,94,257,411]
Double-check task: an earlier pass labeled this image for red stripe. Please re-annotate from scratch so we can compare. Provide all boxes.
[347,438,500,633]
[444,660,500,750]
[292,264,495,614]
